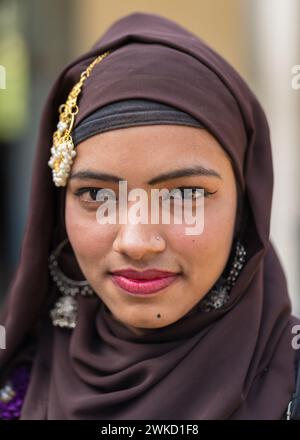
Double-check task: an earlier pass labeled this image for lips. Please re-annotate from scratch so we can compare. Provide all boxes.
[110,268,178,280]
[109,268,181,295]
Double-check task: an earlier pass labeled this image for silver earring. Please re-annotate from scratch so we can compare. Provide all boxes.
[48,238,95,328]
[198,240,246,312]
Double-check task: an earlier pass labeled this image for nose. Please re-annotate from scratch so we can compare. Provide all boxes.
[112,223,166,260]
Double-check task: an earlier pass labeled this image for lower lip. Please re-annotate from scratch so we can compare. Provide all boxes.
[110,274,180,296]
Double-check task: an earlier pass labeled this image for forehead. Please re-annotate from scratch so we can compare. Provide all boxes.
[72,124,231,178]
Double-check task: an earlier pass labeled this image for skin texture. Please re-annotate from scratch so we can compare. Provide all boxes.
[65,125,237,335]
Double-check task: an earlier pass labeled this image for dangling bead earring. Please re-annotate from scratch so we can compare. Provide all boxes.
[198,239,246,312]
[48,238,95,328]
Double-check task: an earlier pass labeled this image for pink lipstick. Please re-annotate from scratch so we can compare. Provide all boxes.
[109,268,181,296]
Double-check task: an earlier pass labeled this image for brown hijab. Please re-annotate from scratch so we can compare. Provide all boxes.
[0,12,299,419]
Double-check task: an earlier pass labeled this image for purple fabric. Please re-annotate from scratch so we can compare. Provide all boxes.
[0,364,31,420]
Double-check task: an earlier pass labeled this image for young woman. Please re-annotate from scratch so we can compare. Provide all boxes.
[0,11,299,420]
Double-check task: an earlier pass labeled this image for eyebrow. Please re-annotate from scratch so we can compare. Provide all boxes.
[69,165,222,185]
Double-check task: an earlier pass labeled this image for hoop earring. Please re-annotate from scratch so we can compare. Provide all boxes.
[198,239,246,312]
[48,238,95,329]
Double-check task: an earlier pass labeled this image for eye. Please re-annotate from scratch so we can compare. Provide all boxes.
[74,187,116,203]
[167,187,217,200]
[73,186,217,205]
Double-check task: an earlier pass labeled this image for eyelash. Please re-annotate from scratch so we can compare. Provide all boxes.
[74,187,217,204]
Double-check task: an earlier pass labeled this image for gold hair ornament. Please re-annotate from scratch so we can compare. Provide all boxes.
[48,50,112,186]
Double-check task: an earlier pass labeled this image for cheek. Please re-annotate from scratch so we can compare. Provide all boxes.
[65,195,115,267]
[167,194,236,274]
[206,198,236,242]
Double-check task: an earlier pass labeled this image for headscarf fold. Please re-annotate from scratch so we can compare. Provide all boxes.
[0,11,299,419]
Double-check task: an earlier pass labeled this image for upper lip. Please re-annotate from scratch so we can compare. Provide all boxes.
[110,268,180,280]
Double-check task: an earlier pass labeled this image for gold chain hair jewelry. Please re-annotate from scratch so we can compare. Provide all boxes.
[48,50,112,186]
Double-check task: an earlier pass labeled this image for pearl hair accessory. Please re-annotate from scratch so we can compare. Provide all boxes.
[48,50,111,187]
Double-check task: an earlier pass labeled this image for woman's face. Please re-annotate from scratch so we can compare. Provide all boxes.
[65,125,237,334]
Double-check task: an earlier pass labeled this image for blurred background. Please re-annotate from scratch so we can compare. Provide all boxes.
[0,0,299,314]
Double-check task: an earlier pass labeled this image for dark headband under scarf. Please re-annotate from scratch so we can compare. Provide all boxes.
[72,98,205,146]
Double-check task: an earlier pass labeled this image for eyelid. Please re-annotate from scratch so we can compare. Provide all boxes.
[171,187,217,198]
[74,187,112,204]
